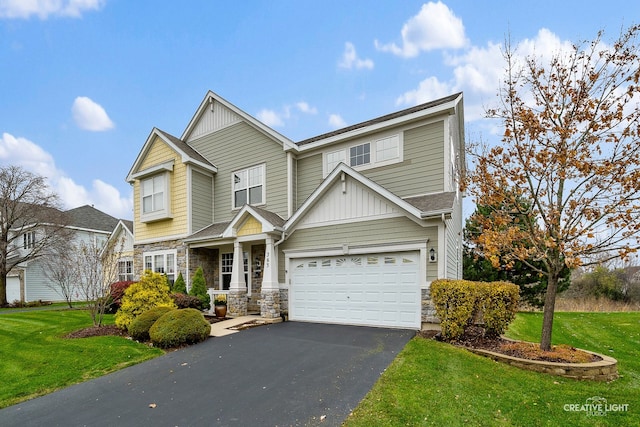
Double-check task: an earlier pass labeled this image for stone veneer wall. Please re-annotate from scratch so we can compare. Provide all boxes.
[189,248,219,291]
[247,244,265,312]
[133,240,187,281]
[421,288,438,324]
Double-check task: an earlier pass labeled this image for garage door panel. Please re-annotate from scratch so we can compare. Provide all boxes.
[290,251,421,329]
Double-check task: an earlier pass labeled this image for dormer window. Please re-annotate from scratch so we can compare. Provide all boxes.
[233,164,265,209]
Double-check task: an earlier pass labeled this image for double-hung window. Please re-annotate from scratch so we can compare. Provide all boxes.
[140,172,171,222]
[118,259,133,282]
[350,143,370,167]
[23,231,36,249]
[143,250,176,284]
[233,164,264,208]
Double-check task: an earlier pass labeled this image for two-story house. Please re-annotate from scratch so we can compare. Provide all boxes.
[7,205,120,303]
[126,91,465,329]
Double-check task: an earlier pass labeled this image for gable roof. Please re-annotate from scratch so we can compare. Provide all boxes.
[296,92,463,149]
[285,163,454,233]
[181,90,297,151]
[65,205,119,233]
[126,127,217,182]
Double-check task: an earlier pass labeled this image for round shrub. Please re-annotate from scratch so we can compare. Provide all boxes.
[115,271,177,330]
[149,308,211,349]
[129,306,176,342]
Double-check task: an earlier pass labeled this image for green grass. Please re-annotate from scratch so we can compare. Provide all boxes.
[0,309,163,408]
[345,312,640,427]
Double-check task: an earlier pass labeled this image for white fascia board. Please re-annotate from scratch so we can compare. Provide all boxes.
[181,91,298,152]
[126,128,162,182]
[296,98,459,152]
[284,163,424,232]
[129,160,174,180]
[221,205,284,239]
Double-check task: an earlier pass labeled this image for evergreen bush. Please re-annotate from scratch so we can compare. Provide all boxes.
[129,306,176,342]
[149,308,211,348]
[171,293,202,309]
[173,272,187,294]
[115,270,177,330]
[189,267,210,310]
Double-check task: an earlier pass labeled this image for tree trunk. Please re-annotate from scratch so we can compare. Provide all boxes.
[0,273,6,306]
[540,273,559,351]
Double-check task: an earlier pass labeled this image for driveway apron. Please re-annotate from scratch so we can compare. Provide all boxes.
[0,322,414,426]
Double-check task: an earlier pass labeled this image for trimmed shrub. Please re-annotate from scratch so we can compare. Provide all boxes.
[172,272,187,294]
[129,306,176,342]
[171,293,202,309]
[430,279,519,340]
[115,271,177,330]
[189,267,210,310]
[149,308,211,348]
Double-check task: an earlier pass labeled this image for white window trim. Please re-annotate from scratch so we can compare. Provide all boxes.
[142,249,177,281]
[231,163,266,209]
[322,133,403,177]
[140,171,172,223]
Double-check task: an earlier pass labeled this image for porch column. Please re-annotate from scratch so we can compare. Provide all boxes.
[260,237,281,319]
[228,241,247,316]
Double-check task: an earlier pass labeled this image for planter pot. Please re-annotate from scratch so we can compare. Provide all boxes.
[214,305,227,318]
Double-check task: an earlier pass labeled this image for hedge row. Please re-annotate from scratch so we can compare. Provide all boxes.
[430,279,520,340]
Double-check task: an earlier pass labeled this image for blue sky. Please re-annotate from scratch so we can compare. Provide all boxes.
[0,0,637,220]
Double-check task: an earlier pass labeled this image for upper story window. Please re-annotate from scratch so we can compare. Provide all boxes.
[324,134,402,176]
[140,172,171,222]
[23,231,35,249]
[233,164,265,209]
[350,143,370,167]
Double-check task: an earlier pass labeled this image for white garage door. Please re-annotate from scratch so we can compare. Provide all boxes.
[6,276,21,303]
[290,252,421,329]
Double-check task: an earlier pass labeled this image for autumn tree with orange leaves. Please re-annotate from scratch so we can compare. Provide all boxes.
[468,25,640,351]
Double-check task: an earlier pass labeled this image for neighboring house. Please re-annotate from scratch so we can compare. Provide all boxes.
[7,205,120,303]
[126,90,465,329]
[108,219,135,282]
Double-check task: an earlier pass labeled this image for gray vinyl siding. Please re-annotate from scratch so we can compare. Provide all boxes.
[191,169,213,232]
[279,217,438,282]
[445,192,463,279]
[24,259,64,302]
[189,122,289,222]
[295,153,323,209]
[361,121,445,197]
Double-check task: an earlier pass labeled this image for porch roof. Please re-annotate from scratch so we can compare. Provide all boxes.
[403,192,457,217]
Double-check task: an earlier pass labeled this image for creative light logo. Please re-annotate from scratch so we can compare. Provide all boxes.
[564,396,629,417]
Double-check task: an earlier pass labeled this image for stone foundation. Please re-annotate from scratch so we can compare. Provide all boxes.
[260,290,281,319]
[421,288,438,323]
[228,290,248,317]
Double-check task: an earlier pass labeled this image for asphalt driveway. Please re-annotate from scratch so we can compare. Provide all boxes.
[0,321,414,426]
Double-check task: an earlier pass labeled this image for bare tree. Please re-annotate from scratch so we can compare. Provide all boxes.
[468,25,640,350]
[43,239,80,308]
[0,165,70,306]
[75,235,125,326]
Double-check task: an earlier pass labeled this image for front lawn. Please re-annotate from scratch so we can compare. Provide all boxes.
[345,312,640,426]
[0,309,163,408]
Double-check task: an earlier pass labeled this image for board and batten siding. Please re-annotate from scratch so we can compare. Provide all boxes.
[191,169,214,232]
[189,122,289,222]
[279,217,438,283]
[134,137,189,242]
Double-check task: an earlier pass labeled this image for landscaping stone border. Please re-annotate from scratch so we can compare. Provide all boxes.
[467,346,618,381]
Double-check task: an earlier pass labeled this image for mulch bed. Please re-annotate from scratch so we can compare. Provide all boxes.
[65,325,128,339]
[418,326,600,363]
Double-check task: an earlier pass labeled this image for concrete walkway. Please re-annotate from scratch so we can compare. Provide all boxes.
[208,315,278,337]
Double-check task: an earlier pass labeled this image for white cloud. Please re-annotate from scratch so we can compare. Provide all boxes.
[0,132,132,218]
[338,42,374,70]
[296,102,318,114]
[71,96,114,131]
[395,76,453,107]
[375,1,467,58]
[328,114,347,129]
[257,101,318,128]
[0,0,105,19]
[256,109,285,127]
